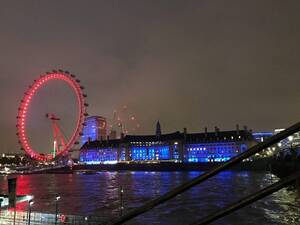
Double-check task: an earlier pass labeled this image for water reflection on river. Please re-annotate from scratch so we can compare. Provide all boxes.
[0,171,299,225]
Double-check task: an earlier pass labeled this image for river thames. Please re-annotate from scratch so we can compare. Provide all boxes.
[0,171,299,225]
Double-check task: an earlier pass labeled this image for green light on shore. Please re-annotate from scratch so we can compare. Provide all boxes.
[53,140,57,158]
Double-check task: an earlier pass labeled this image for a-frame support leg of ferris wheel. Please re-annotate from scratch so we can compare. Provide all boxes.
[46,113,66,158]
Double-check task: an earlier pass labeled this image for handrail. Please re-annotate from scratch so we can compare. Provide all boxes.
[189,171,300,225]
[107,121,300,225]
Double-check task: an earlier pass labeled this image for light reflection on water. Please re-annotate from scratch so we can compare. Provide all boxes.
[0,171,299,225]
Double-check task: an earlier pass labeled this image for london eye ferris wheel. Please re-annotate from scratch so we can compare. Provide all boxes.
[16,70,88,161]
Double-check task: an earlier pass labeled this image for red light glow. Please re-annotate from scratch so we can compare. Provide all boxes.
[16,71,87,161]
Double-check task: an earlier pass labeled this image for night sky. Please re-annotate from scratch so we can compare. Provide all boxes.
[0,1,300,153]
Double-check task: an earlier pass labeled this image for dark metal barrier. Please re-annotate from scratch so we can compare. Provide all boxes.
[189,171,300,225]
[108,121,300,225]
[0,210,106,225]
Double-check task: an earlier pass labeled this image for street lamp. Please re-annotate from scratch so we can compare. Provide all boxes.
[28,200,34,225]
[288,136,294,149]
[55,195,60,225]
[288,136,294,150]
[0,198,3,218]
[288,135,297,159]
[277,142,282,148]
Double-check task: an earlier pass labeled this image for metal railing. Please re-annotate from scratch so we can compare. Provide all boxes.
[0,210,106,225]
[108,121,300,225]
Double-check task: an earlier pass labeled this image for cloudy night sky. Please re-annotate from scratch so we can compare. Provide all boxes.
[0,0,300,153]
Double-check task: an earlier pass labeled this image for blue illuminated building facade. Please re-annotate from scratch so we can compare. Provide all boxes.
[130,146,170,161]
[186,142,247,162]
[80,148,118,164]
[80,139,124,164]
[81,116,107,145]
[80,124,256,164]
[252,132,273,143]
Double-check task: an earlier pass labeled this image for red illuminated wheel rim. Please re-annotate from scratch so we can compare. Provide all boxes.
[16,70,87,161]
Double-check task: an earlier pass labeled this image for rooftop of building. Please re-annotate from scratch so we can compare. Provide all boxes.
[85,115,106,121]
[81,129,254,149]
[252,132,274,136]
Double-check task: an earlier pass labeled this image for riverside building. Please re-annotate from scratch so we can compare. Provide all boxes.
[81,116,107,144]
[79,122,257,164]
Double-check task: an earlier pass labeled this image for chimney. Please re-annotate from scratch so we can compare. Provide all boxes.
[156,121,162,137]
[183,127,187,142]
[236,124,240,135]
[214,126,219,136]
[121,132,124,140]
[243,125,248,132]
[204,127,208,138]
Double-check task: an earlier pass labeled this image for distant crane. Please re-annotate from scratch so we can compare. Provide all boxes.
[46,113,66,158]
[109,105,141,136]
